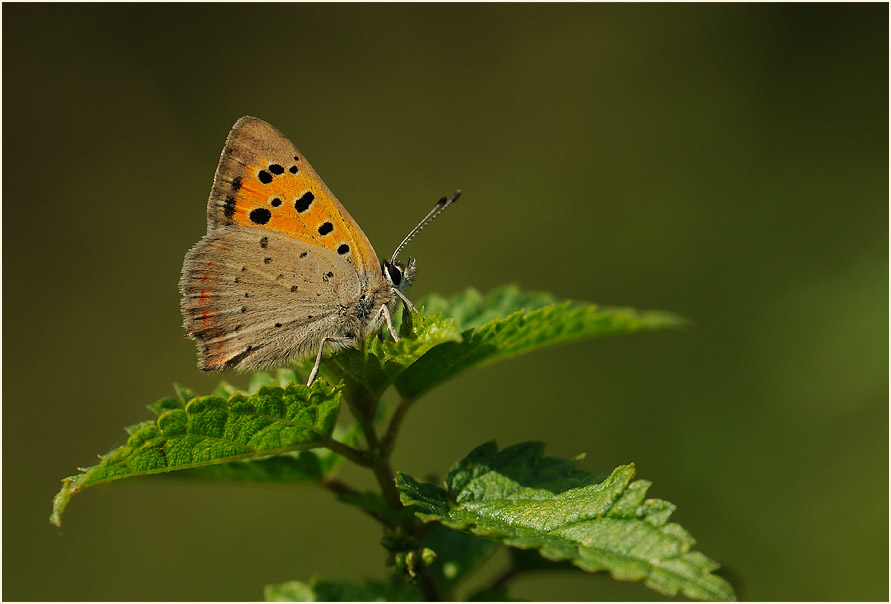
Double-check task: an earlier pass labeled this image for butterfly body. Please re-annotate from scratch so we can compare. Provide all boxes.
[181,117,417,373]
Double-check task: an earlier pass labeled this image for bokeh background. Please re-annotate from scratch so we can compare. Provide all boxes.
[4,4,887,601]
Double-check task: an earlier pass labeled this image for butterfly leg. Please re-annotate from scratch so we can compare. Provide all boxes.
[392,288,418,313]
[380,304,400,342]
[307,337,336,386]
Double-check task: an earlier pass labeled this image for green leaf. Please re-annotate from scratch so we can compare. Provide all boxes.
[173,383,196,405]
[171,449,340,484]
[396,286,686,399]
[162,389,360,485]
[172,422,362,484]
[248,367,304,394]
[396,441,735,602]
[507,546,577,573]
[319,310,462,412]
[264,577,419,602]
[210,380,241,399]
[50,380,342,527]
[280,286,681,407]
[421,286,559,331]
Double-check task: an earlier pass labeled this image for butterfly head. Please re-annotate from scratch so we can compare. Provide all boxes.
[383,257,416,293]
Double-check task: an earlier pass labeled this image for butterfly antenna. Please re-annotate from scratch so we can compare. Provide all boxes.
[391,190,462,262]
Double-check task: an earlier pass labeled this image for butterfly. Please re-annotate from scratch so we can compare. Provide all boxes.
[180,116,459,384]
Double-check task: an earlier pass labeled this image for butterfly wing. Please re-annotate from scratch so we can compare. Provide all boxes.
[181,116,388,371]
[181,228,364,370]
[206,116,381,282]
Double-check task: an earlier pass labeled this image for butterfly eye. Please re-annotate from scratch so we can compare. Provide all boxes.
[386,264,403,286]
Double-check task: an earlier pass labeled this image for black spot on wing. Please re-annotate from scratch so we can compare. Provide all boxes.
[250,208,271,224]
[295,192,314,212]
[224,197,237,218]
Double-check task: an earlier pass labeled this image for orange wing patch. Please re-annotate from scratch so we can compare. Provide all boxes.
[230,155,372,272]
[209,117,380,277]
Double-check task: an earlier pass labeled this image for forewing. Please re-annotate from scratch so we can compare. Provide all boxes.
[207,116,381,283]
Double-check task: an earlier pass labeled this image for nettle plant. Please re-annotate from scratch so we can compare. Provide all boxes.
[52,286,735,601]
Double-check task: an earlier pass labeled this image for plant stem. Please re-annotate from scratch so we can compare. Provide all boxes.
[321,477,356,498]
[490,565,522,590]
[381,397,411,457]
[323,478,395,530]
[345,392,439,601]
[323,437,373,467]
[354,400,381,450]
[417,571,441,601]
[372,456,403,510]
[349,394,403,508]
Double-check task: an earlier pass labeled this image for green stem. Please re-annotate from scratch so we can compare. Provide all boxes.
[490,565,522,591]
[323,437,373,467]
[322,477,356,497]
[417,571,441,601]
[381,397,411,457]
[345,391,438,601]
[350,393,381,451]
[372,456,403,510]
[349,393,403,510]
[324,478,396,530]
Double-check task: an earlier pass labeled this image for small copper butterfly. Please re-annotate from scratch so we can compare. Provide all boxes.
[180,116,459,384]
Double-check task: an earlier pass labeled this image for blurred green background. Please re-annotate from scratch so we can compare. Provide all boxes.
[4,3,887,601]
